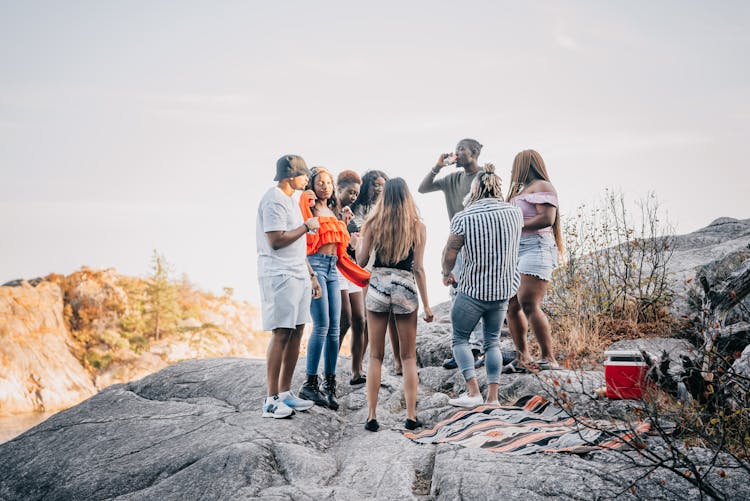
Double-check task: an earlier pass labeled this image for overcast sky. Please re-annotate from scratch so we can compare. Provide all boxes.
[2,1,748,306]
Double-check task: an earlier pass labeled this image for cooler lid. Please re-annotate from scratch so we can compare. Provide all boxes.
[604,350,643,357]
[604,350,645,363]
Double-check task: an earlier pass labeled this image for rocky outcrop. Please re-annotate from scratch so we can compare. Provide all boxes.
[669,217,750,319]
[0,269,267,418]
[668,218,750,279]
[2,354,747,500]
[0,282,96,415]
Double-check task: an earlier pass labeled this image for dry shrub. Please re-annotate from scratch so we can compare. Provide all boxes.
[547,191,676,364]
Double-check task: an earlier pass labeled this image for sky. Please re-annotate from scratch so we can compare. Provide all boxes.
[2,1,749,307]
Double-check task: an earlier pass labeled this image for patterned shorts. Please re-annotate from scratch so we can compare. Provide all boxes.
[365,267,419,314]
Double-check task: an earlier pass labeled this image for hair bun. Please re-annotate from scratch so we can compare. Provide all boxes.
[483,163,496,174]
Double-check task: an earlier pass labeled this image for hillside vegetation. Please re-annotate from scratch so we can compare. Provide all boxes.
[0,257,267,415]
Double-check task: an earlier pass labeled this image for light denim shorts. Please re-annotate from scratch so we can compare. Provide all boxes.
[259,274,312,331]
[517,233,558,281]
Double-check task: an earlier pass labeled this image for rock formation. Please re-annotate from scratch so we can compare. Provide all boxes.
[0,281,96,415]
[0,269,267,418]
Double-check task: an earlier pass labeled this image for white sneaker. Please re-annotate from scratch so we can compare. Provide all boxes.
[448,392,484,408]
[262,395,293,419]
[279,390,314,411]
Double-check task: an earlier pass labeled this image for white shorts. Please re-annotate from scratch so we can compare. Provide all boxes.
[337,268,362,294]
[259,275,312,331]
[336,268,349,291]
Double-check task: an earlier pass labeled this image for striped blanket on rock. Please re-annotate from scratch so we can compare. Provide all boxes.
[405,395,650,454]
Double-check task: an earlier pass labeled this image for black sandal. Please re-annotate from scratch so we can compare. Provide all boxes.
[501,359,530,374]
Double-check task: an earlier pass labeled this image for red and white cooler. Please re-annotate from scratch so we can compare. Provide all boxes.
[603,350,649,399]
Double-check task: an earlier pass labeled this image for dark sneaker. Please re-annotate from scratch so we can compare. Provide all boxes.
[299,375,328,407]
[365,419,379,432]
[349,374,366,386]
[442,357,458,370]
[474,354,485,369]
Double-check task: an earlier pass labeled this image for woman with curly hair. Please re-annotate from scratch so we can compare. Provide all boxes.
[336,169,367,385]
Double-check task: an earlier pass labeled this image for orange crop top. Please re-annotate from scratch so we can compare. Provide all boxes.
[299,191,370,288]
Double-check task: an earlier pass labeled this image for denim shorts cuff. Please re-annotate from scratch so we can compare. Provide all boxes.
[520,271,551,282]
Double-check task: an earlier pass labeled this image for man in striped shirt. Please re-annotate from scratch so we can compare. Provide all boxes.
[441,165,523,407]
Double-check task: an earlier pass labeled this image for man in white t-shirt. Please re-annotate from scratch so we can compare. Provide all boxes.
[256,154,322,418]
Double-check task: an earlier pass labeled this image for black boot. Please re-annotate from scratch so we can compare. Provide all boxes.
[299,374,328,408]
[323,374,339,411]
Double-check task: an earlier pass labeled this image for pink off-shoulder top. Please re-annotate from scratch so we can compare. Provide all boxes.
[510,192,558,236]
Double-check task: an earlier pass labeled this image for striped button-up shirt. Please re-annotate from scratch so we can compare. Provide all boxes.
[450,198,523,301]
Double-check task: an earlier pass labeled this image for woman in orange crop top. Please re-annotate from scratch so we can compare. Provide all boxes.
[297,167,370,411]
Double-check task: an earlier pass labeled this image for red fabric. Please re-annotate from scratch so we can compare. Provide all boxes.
[299,192,370,287]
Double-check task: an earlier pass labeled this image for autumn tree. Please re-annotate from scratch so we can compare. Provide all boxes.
[145,250,180,340]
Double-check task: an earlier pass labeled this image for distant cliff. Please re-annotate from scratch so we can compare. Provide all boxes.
[0,268,266,416]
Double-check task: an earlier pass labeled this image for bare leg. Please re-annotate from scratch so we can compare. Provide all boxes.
[518,275,555,360]
[464,377,481,397]
[506,296,531,364]
[349,290,366,378]
[267,327,293,396]
[366,311,389,421]
[486,383,499,403]
[394,311,418,420]
[388,313,402,374]
[278,324,305,392]
[339,290,351,352]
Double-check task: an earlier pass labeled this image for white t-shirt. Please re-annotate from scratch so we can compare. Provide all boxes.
[256,187,307,278]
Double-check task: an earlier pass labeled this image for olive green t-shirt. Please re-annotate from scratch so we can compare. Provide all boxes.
[434,170,479,220]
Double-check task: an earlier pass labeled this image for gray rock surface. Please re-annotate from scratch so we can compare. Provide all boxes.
[733,344,750,379]
[2,352,747,500]
[668,217,750,319]
[607,337,697,374]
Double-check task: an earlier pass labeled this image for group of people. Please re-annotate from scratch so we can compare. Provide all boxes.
[255,139,562,431]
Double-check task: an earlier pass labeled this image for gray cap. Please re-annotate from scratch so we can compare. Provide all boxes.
[274,155,310,181]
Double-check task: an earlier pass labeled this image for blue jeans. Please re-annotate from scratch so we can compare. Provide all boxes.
[450,252,484,351]
[306,253,341,376]
[451,292,509,384]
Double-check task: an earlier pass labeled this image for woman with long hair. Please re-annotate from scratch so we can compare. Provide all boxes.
[298,167,370,410]
[357,178,433,431]
[350,170,403,376]
[503,150,563,372]
[335,169,367,385]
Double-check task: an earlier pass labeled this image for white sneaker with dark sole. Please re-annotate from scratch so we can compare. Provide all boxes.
[448,392,484,408]
[279,390,314,411]
[262,395,294,419]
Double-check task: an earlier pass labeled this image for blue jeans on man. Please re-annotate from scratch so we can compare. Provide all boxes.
[451,292,509,384]
[450,252,484,352]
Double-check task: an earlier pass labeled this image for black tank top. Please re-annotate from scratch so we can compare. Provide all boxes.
[374,247,414,272]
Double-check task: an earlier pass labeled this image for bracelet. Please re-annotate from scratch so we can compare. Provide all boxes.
[431,166,441,175]
[304,222,311,232]
[309,272,317,278]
